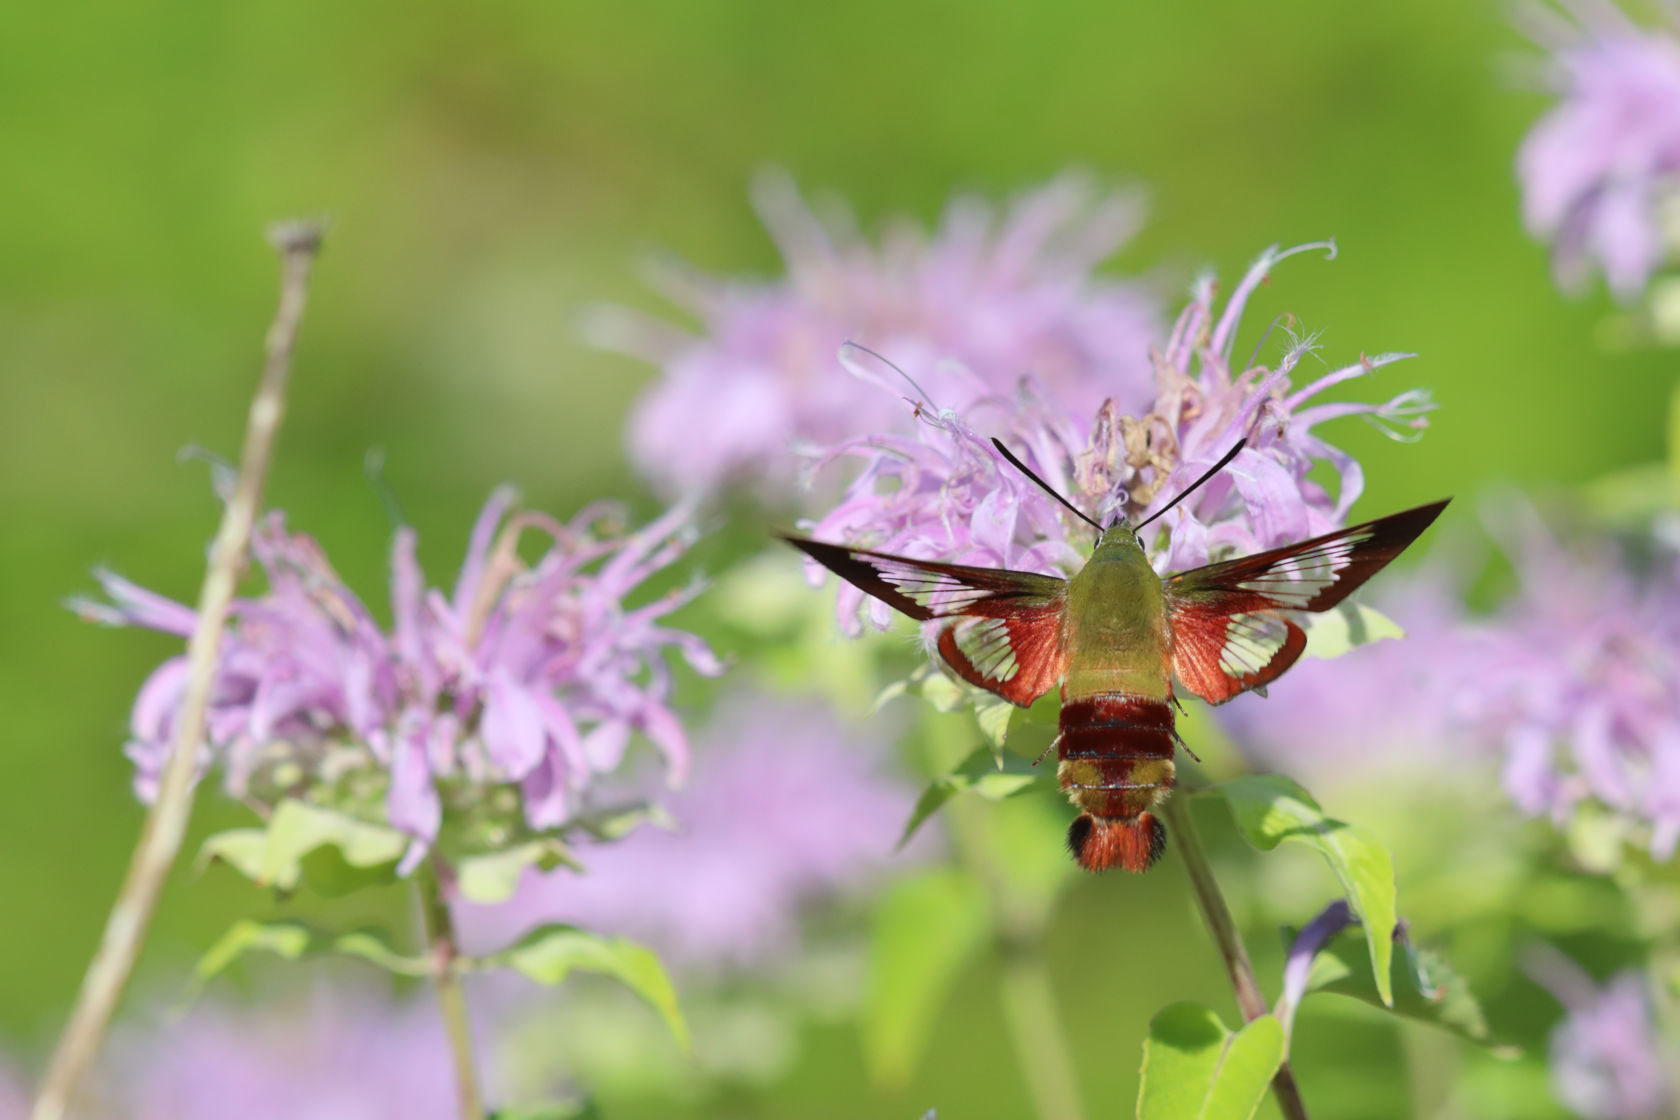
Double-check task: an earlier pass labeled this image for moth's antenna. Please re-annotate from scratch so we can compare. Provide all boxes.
[840,341,942,413]
[990,437,1104,536]
[1135,438,1248,532]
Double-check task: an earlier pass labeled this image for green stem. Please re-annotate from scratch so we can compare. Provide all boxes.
[997,948,1089,1120]
[417,864,486,1120]
[945,796,1086,1120]
[1162,795,1311,1120]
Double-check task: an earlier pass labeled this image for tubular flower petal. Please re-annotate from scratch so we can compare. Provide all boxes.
[77,491,721,863]
[595,172,1162,500]
[800,243,1434,635]
[1517,1,1680,300]
[1464,505,1680,859]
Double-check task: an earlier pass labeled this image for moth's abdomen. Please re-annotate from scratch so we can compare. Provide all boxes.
[1055,693,1177,873]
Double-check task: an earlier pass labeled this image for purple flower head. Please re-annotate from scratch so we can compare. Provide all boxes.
[456,689,919,968]
[1517,1,1680,300]
[1524,946,1674,1120]
[1465,504,1680,859]
[592,171,1162,500]
[801,243,1434,635]
[73,490,722,867]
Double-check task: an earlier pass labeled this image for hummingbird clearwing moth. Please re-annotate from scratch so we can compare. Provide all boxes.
[785,439,1448,873]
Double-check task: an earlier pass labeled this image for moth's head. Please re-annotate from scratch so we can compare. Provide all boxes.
[988,434,1246,553]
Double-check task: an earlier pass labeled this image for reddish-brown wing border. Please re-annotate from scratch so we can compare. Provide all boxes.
[1164,499,1449,704]
[782,535,1069,706]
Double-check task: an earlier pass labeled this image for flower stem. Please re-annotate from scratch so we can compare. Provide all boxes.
[1161,794,1311,1120]
[31,221,324,1120]
[943,793,1085,1120]
[997,947,1088,1120]
[417,863,485,1120]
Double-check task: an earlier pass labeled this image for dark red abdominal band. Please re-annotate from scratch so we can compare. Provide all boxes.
[1059,694,1175,872]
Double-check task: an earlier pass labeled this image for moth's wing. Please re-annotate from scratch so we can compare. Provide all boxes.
[1162,499,1449,704]
[782,535,1068,707]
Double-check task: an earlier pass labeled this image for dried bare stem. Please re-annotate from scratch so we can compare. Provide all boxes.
[32,220,325,1120]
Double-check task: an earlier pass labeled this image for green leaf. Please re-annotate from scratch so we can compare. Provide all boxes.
[197,799,407,895]
[1300,602,1403,661]
[863,869,990,1087]
[896,745,1053,850]
[1137,1003,1285,1120]
[481,924,687,1052]
[918,671,965,713]
[454,838,579,904]
[1582,463,1677,526]
[190,919,426,1000]
[1200,776,1398,1006]
[1293,929,1501,1049]
[975,695,1014,764]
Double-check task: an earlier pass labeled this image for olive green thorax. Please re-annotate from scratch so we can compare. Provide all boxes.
[1061,528,1171,701]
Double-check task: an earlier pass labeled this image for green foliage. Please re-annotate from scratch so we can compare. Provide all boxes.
[1299,602,1404,661]
[1200,776,1398,1006]
[863,868,990,1087]
[196,799,407,895]
[1288,929,1502,1049]
[191,919,427,998]
[482,924,689,1053]
[1670,381,1680,493]
[453,839,579,905]
[490,1105,603,1120]
[1137,1003,1285,1120]
[896,745,1053,850]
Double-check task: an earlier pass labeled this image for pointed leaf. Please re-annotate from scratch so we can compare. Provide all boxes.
[1137,1003,1285,1120]
[481,924,687,1052]
[1300,603,1403,661]
[975,696,1014,764]
[454,839,579,904]
[919,672,965,713]
[896,746,1053,850]
[863,869,990,1087]
[1200,776,1397,1006]
[190,919,427,1001]
[1290,929,1501,1048]
[198,799,407,894]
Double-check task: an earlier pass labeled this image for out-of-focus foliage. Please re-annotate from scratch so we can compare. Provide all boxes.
[9,1,1680,1118]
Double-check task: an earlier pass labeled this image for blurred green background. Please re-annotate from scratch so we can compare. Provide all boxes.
[3,1,1671,1117]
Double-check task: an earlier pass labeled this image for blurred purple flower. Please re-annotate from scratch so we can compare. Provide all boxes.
[95,986,491,1120]
[801,242,1434,634]
[592,171,1161,500]
[1466,506,1680,858]
[1216,565,1474,782]
[1525,946,1674,1120]
[1517,0,1680,300]
[0,1065,25,1120]
[73,491,721,866]
[456,690,917,967]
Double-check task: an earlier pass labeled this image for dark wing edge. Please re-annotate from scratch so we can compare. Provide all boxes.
[781,534,1069,707]
[1162,499,1449,705]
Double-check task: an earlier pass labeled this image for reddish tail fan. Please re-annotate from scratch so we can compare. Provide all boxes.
[780,537,1069,707]
[1163,499,1450,704]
